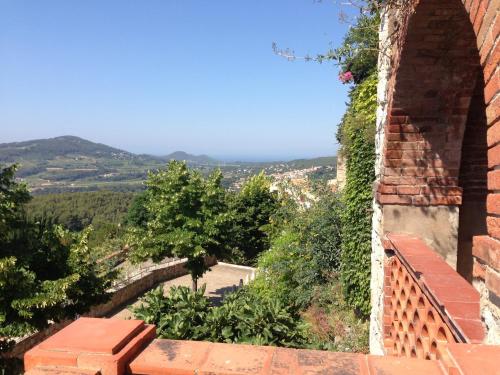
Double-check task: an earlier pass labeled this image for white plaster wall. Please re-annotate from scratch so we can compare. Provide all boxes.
[369,5,393,355]
[473,276,500,344]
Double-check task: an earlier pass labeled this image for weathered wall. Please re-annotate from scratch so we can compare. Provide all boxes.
[382,205,459,267]
[371,0,500,351]
[370,4,393,355]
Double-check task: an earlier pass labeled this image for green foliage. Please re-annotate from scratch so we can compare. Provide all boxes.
[250,231,309,307]
[133,285,210,340]
[225,172,280,264]
[125,191,151,228]
[338,73,377,317]
[0,165,114,342]
[26,190,135,247]
[303,281,369,353]
[127,161,230,290]
[252,188,344,309]
[334,15,379,83]
[132,285,307,348]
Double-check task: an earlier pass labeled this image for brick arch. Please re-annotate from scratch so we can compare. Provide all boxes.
[377,0,499,272]
[379,0,484,207]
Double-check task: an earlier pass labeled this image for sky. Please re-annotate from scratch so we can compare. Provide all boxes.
[0,0,353,161]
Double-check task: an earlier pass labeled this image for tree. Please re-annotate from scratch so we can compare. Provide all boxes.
[125,191,150,228]
[226,172,279,264]
[127,161,230,290]
[0,165,113,342]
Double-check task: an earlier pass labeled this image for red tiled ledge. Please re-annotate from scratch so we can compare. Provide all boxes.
[24,317,500,375]
[383,233,485,343]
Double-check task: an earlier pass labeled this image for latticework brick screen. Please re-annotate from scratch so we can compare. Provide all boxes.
[384,255,457,359]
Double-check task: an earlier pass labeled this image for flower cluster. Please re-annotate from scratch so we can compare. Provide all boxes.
[339,71,354,84]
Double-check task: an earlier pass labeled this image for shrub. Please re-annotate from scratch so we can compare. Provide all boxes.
[131,285,308,348]
[302,281,369,353]
[225,173,280,265]
[132,285,209,340]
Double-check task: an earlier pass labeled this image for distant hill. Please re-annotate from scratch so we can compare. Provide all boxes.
[0,136,336,194]
[0,136,216,164]
[163,151,217,164]
[0,136,220,193]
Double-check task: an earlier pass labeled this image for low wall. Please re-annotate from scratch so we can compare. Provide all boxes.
[6,256,217,359]
[383,233,485,360]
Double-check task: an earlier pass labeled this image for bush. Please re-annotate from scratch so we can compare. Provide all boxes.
[251,188,344,308]
[131,285,308,348]
[302,281,369,353]
[225,173,280,265]
[133,285,209,340]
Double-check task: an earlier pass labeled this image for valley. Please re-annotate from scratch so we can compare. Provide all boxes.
[0,136,337,194]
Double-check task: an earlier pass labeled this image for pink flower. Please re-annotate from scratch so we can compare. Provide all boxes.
[339,71,353,84]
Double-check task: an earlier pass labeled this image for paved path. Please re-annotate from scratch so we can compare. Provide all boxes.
[111,263,255,320]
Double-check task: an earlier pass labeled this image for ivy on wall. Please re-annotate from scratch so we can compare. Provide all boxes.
[339,73,377,317]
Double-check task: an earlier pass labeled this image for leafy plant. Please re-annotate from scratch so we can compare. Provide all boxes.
[302,281,369,353]
[226,172,280,264]
[0,164,114,351]
[131,285,308,348]
[127,161,231,290]
[133,285,210,340]
[338,73,377,317]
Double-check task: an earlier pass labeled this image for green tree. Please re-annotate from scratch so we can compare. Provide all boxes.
[125,191,150,228]
[127,161,230,290]
[227,172,279,264]
[0,165,113,341]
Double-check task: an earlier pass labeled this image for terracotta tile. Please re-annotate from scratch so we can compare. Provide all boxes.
[25,318,156,375]
[25,366,99,375]
[269,348,299,374]
[452,319,485,343]
[128,339,213,375]
[77,323,156,375]
[366,355,443,374]
[425,284,479,304]
[24,347,78,372]
[39,318,145,355]
[199,342,275,374]
[295,350,365,374]
[445,344,500,374]
[443,301,481,320]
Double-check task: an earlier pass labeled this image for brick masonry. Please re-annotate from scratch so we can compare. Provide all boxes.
[373,0,500,348]
[383,233,485,360]
[23,317,500,375]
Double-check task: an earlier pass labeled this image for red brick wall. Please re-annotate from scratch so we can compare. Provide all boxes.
[377,0,498,207]
[383,234,485,359]
[378,0,499,314]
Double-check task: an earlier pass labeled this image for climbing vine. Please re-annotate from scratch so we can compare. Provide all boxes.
[336,12,379,316]
[339,73,377,317]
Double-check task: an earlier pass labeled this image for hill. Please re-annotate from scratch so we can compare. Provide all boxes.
[164,151,216,164]
[0,136,336,193]
[0,135,135,162]
[0,136,220,193]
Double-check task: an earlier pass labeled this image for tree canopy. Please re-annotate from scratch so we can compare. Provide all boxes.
[127,161,230,290]
[226,172,279,264]
[0,165,113,341]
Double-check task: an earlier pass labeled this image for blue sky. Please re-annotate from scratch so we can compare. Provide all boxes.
[0,1,353,161]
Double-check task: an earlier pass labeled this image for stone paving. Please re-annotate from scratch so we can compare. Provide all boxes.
[111,263,255,320]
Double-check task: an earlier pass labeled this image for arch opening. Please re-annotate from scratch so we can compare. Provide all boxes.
[379,0,487,272]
